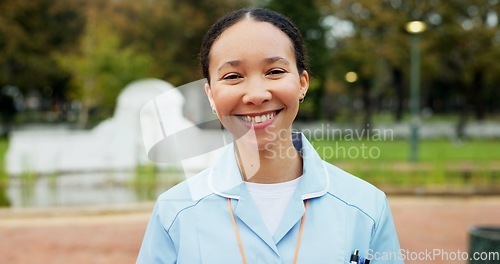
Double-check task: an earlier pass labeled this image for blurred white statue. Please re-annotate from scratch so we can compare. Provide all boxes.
[6,78,225,176]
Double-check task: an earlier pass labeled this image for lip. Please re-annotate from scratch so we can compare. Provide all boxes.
[234,108,283,130]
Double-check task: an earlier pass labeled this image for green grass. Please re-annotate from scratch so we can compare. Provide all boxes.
[0,138,8,181]
[133,165,184,201]
[1,136,498,199]
[0,138,10,206]
[310,139,500,163]
[310,138,500,191]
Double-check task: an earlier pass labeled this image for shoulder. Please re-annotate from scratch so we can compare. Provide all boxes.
[323,161,388,223]
[153,168,215,230]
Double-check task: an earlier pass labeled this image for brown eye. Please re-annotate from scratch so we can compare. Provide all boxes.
[222,73,242,80]
[266,69,286,76]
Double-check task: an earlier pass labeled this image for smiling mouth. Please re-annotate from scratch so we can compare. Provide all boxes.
[236,109,283,124]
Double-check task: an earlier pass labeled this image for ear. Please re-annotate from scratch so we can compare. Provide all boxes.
[299,70,309,99]
[204,82,215,108]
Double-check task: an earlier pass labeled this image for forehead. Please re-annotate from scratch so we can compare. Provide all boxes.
[209,19,295,67]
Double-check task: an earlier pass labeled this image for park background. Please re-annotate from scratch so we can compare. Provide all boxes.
[0,0,499,263]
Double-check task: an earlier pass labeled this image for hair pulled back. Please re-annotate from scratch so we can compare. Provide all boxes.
[199,8,309,83]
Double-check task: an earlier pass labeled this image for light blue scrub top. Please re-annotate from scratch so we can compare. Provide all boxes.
[137,133,403,263]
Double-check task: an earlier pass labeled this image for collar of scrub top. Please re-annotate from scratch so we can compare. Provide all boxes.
[207,132,330,252]
[208,132,330,200]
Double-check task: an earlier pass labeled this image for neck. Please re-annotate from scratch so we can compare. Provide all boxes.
[235,136,302,184]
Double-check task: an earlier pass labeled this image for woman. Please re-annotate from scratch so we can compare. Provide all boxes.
[138,8,402,264]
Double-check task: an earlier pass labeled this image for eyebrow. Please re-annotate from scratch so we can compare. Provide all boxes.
[217,56,291,72]
[217,60,242,72]
[264,56,290,66]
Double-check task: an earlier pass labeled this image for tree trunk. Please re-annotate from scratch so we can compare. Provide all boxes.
[392,67,404,122]
[312,77,325,120]
[361,80,372,137]
[471,70,485,120]
[456,95,467,141]
[77,78,94,129]
[77,101,89,129]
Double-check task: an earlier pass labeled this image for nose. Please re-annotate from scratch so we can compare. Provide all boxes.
[242,77,272,105]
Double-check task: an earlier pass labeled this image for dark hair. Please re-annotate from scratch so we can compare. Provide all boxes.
[199,8,309,83]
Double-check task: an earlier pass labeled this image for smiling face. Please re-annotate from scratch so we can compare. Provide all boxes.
[205,19,309,150]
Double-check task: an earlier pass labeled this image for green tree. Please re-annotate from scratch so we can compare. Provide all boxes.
[324,0,500,124]
[324,0,408,125]
[55,5,153,128]
[108,0,250,86]
[0,0,85,105]
[262,0,329,120]
[427,0,500,120]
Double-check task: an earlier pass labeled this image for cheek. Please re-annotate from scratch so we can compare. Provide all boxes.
[211,88,240,115]
[271,79,301,108]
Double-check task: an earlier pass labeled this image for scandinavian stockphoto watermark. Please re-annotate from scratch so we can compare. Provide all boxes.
[299,123,393,142]
[264,123,394,160]
[367,248,500,262]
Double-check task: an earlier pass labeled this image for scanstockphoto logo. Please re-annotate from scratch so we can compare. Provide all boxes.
[367,248,500,262]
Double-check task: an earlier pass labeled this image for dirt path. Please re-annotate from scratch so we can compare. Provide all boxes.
[0,197,499,264]
[392,196,500,264]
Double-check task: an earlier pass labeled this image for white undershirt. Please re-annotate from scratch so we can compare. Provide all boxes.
[245,176,302,235]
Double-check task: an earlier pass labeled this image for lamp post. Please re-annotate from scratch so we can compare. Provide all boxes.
[405,21,426,162]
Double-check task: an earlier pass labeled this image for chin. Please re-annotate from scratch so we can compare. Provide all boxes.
[236,134,266,150]
[236,131,285,155]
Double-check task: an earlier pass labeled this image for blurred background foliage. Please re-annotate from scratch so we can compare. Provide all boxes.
[0,0,499,129]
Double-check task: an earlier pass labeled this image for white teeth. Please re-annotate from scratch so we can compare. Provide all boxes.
[241,111,276,123]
